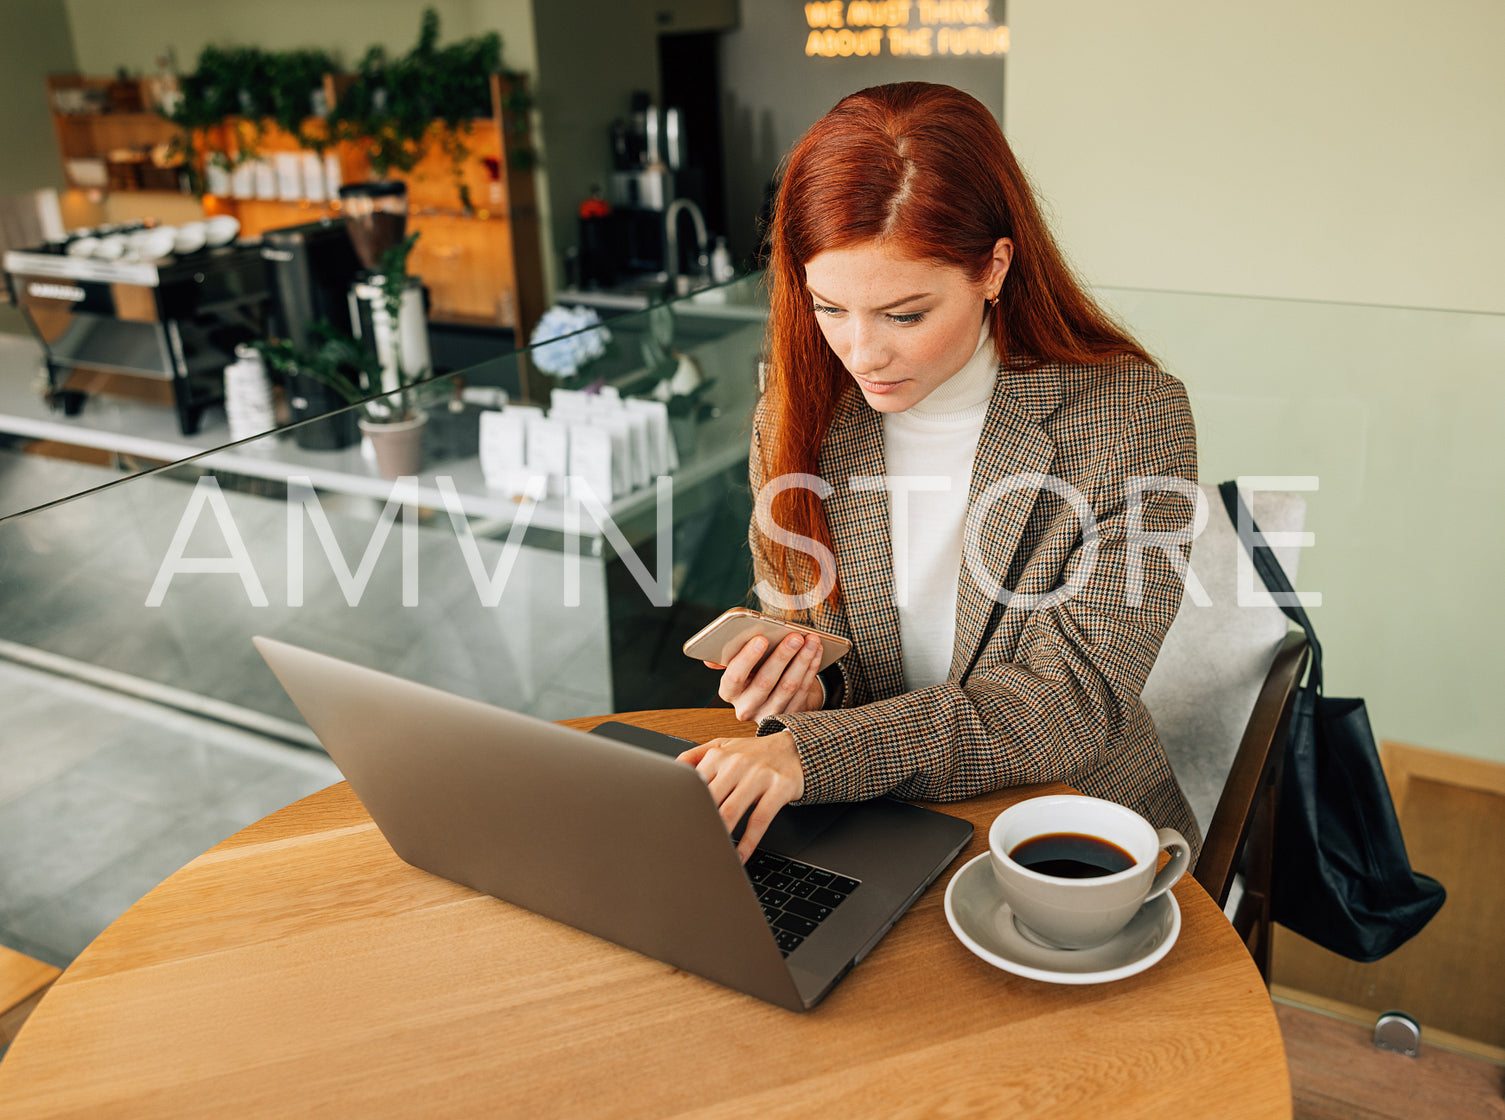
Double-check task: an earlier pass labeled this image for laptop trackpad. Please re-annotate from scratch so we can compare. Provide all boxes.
[760,802,848,856]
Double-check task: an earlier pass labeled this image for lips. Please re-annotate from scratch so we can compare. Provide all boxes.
[854,374,905,395]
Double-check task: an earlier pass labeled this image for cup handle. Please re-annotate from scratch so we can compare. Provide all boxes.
[1144,829,1191,902]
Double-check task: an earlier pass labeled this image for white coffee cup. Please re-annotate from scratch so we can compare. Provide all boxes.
[989,795,1191,950]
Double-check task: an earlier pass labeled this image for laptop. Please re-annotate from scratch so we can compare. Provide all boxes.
[253,635,973,1012]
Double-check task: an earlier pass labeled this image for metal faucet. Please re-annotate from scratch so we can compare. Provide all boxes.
[664,197,710,293]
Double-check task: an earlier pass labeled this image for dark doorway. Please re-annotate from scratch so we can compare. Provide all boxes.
[657,31,728,239]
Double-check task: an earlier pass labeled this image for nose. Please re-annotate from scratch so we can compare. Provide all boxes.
[845,319,889,376]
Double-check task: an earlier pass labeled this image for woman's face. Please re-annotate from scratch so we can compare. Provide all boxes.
[804,238,1012,412]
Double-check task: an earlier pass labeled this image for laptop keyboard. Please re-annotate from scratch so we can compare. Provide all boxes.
[745,851,861,957]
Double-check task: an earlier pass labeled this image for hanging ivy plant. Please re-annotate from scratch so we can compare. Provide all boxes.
[157,7,529,197]
[266,48,339,146]
[330,7,502,178]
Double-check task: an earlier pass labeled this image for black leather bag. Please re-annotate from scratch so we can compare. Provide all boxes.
[1218,481,1445,961]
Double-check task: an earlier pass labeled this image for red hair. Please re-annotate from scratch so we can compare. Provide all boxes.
[761,82,1151,604]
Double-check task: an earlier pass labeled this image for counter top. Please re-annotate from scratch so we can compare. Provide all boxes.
[0,322,764,536]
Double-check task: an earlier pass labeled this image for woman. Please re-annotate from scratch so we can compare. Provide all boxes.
[679,83,1200,865]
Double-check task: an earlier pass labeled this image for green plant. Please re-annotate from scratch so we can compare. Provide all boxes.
[255,322,382,416]
[163,43,337,188]
[266,48,339,147]
[330,7,501,178]
[159,8,522,196]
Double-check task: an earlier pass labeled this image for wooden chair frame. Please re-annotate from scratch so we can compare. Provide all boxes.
[1,946,61,1050]
[1192,630,1311,982]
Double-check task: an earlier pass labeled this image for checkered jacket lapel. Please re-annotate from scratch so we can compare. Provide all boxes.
[948,364,1060,681]
[816,391,904,699]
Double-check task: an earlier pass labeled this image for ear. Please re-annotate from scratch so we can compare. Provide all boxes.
[986,238,1014,297]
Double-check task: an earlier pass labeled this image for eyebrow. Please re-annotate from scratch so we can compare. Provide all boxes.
[806,286,933,311]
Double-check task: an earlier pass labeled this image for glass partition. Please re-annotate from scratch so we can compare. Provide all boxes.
[0,272,769,738]
[4,277,1499,756]
[1095,287,1505,763]
[0,272,768,967]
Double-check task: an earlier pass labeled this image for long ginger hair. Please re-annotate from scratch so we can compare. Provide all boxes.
[761,82,1150,605]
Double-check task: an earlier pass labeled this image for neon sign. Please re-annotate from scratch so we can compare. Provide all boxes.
[804,0,1009,58]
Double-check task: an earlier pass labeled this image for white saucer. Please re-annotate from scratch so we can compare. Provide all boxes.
[944,853,1180,984]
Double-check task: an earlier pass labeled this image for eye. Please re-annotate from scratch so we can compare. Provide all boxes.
[812,303,843,317]
[887,311,926,325]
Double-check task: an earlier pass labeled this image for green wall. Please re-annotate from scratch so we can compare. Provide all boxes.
[0,0,76,334]
[0,0,75,194]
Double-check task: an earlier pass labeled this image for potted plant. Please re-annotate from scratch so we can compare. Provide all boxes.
[161,10,522,206]
[258,233,430,478]
[164,43,336,194]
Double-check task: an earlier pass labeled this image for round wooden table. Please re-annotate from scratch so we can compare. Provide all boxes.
[0,709,1291,1118]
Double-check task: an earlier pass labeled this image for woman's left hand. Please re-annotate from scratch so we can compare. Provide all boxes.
[678,730,804,862]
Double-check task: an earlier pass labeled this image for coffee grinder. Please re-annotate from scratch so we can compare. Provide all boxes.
[341,182,432,409]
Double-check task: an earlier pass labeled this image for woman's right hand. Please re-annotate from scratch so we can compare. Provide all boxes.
[705,632,825,723]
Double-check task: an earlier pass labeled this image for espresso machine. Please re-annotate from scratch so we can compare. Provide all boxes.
[608,95,677,277]
[575,95,709,295]
[5,230,270,435]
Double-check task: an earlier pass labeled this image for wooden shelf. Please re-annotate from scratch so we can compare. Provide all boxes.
[43,71,545,340]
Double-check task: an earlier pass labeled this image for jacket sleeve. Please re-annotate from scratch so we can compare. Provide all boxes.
[763,379,1197,805]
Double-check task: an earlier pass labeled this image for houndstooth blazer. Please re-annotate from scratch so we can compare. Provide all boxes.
[753,353,1203,861]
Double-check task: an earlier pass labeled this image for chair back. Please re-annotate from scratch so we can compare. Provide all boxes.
[1140,484,1312,979]
[1141,484,1306,835]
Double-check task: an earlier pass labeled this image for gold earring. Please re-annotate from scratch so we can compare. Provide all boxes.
[986,293,999,309]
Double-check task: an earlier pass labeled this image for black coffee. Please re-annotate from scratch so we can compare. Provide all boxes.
[1010,832,1135,879]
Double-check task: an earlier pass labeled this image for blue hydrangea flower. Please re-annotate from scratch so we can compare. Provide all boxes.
[529,304,612,378]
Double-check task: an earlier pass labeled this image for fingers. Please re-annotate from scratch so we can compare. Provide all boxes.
[737,798,785,863]
[707,764,797,863]
[717,635,774,711]
[725,634,812,721]
[749,637,822,723]
[680,733,804,863]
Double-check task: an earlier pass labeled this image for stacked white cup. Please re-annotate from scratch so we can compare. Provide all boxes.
[223,345,277,442]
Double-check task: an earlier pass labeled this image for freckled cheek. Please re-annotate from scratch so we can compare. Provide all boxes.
[903,331,955,369]
[814,320,850,362]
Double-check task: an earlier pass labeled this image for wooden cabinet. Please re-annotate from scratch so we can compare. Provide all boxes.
[46,74,182,192]
[43,72,545,340]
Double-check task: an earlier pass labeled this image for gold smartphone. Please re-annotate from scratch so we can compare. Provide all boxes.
[682,607,851,672]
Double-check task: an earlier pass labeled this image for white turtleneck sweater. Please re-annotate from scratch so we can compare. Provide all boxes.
[880,324,998,691]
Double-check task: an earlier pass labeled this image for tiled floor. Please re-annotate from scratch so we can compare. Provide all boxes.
[0,657,341,972]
